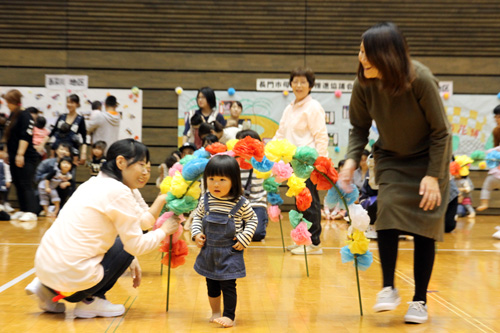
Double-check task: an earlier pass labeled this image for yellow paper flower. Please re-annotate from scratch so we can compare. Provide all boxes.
[170,172,189,198]
[186,181,201,199]
[286,173,306,197]
[226,139,239,151]
[160,176,172,194]
[454,155,474,177]
[265,139,297,163]
[254,169,272,179]
[347,229,370,254]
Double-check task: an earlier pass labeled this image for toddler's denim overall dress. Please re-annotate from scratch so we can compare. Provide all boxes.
[194,193,246,280]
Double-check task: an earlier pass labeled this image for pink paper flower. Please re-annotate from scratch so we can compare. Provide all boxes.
[268,205,282,222]
[168,162,183,177]
[290,222,312,246]
[271,161,293,183]
[154,212,185,245]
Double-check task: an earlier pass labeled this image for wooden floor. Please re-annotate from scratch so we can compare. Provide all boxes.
[1,213,499,333]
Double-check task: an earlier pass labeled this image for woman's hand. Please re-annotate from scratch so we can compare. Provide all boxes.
[79,155,86,165]
[338,158,357,192]
[232,238,244,251]
[419,176,441,211]
[195,233,206,248]
[15,154,24,168]
[129,258,142,288]
[160,214,180,235]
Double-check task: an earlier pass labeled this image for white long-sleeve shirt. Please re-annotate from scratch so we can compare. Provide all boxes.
[35,173,166,293]
[273,95,329,157]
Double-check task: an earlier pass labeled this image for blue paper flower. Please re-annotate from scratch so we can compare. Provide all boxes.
[182,158,209,181]
[486,150,500,169]
[251,156,274,172]
[340,246,373,271]
[325,181,359,209]
[193,147,210,159]
[268,192,284,206]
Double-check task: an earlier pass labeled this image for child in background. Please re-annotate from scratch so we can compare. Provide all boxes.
[359,154,379,239]
[191,155,258,328]
[33,116,50,160]
[179,142,197,158]
[88,141,107,177]
[156,154,180,188]
[38,156,73,217]
[235,130,269,241]
[0,148,13,214]
[453,155,475,218]
[185,113,204,148]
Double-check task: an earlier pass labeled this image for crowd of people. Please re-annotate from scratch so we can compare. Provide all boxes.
[3,21,497,327]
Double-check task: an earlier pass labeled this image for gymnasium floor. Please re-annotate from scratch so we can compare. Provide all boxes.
[0,214,499,332]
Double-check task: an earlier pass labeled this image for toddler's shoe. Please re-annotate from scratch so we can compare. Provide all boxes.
[25,277,65,313]
[74,297,125,318]
[373,287,401,312]
[404,301,428,324]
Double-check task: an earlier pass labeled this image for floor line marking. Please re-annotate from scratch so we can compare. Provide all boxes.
[0,268,35,293]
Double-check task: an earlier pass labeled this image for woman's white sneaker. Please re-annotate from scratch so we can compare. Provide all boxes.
[373,287,401,312]
[74,297,125,318]
[11,211,25,220]
[404,301,428,324]
[25,277,66,313]
[19,212,37,222]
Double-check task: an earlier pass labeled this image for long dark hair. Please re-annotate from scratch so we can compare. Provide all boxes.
[2,89,23,140]
[203,155,242,200]
[101,139,150,181]
[357,22,415,96]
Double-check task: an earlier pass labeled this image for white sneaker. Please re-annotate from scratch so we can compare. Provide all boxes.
[286,244,300,251]
[404,301,428,324]
[493,227,500,240]
[291,244,323,255]
[365,226,378,239]
[19,212,37,222]
[373,287,401,312]
[74,297,125,318]
[25,277,66,313]
[11,211,25,220]
[4,202,14,213]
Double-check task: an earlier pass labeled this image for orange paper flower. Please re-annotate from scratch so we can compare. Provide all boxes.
[449,161,460,176]
[233,136,265,162]
[296,187,312,211]
[206,142,227,155]
[161,240,189,268]
[237,157,253,170]
[311,156,338,190]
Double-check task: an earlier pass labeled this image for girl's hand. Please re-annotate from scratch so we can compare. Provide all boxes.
[419,176,441,211]
[232,238,244,251]
[195,233,206,248]
[338,158,356,192]
[129,258,142,288]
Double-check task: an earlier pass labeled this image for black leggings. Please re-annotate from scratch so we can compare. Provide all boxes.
[206,278,237,320]
[377,229,435,303]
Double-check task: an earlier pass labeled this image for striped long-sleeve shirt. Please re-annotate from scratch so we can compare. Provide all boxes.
[240,169,267,208]
[191,193,258,248]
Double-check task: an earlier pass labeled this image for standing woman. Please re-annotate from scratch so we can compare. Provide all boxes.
[339,22,451,324]
[273,67,329,255]
[2,89,40,222]
[182,87,226,144]
[26,139,180,318]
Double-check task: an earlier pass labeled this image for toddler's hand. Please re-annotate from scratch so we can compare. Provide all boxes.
[45,187,51,194]
[232,238,244,251]
[195,233,206,248]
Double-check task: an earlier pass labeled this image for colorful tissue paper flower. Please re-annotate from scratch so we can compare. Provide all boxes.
[225,139,239,151]
[310,156,338,190]
[254,169,272,179]
[155,212,185,243]
[286,174,307,197]
[160,176,172,194]
[289,209,312,229]
[291,222,312,246]
[233,136,265,162]
[449,161,460,176]
[296,187,312,212]
[268,205,282,222]
[325,181,359,209]
[170,172,189,198]
[186,181,201,199]
[340,245,354,263]
[267,192,284,206]
[340,246,373,271]
[454,155,474,176]
[251,156,274,172]
[271,160,293,183]
[167,195,199,215]
[237,157,253,170]
[205,142,227,155]
[348,204,370,232]
[290,159,314,179]
[347,229,370,254]
[215,150,236,157]
[179,154,196,165]
[168,162,183,178]
[263,177,280,193]
[486,150,500,169]
[470,150,485,161]
[193,147,211,159]
[293,146,319,165]
[265,139,297,163]
[160,240,189,268]
[182,158,209,181]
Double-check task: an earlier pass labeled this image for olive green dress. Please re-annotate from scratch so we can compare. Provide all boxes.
[346,61,451,241]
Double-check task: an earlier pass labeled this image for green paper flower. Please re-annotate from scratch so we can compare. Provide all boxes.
[291,159,314,179]
[179,154,196,165]
[293,146,319,165]
[289,209,312,229]
[167,195,198,215]
[263,177,280,193]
